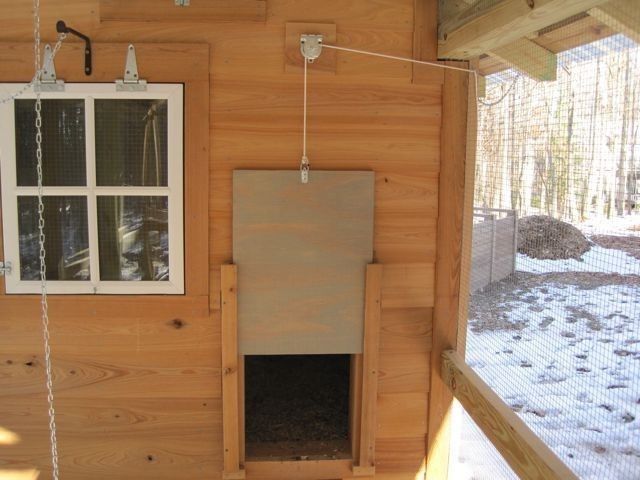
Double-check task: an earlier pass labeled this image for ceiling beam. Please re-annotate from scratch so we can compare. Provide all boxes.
[439,0,610,60]
[589,0,640,43]
[478,15,616,76]
[489,38,557,81]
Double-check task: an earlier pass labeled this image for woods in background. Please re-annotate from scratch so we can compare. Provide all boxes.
[475,36,640,224]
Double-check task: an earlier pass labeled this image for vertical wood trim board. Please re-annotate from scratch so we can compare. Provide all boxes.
[358,264,383,470]
[426,62,470,480]
[221,264,244,478]
[457,57,479,358]
[349,353,364,462]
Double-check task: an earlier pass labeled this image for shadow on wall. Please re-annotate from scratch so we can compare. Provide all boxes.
[0,425,40,479]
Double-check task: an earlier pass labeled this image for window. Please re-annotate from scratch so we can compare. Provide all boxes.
[0,84,184,294]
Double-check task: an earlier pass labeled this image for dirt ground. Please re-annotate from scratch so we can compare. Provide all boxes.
[591,234,640,260]
[244,355,350,449]
[469,271,640,333]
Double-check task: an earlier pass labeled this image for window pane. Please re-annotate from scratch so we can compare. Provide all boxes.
[95,100,168,186]
[97,196,169,281]
[18,196,90,280]
[15,99,86,186]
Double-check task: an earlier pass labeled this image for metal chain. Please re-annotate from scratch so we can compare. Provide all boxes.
[33,0,61,477]
[0,27,65,104]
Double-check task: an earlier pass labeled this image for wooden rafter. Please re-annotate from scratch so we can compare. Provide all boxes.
[439,0,610,59]
[478,15,617,76]
[489,37,557,81]
[589,0,640,43]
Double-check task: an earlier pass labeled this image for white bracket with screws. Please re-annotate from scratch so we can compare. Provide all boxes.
[116,44,147,92]
[35,44,65,92]
[0,261,12,277]
[300,34,323,63]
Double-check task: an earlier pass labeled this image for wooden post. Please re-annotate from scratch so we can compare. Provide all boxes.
[489,214,496,283]
[221,264,245,479]
[426,62,471,480]
[512,211,519,275]
[354,264,383,476]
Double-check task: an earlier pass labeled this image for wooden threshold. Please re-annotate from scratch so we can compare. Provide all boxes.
[245,459,353,480]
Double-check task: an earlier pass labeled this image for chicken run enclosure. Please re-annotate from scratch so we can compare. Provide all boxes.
[0,1,638,480]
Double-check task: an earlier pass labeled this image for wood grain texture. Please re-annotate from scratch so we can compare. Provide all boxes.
[439,0,609,59]
[478,15,616,76]
[381,263,435,308]
[221,265,242,477]
[589,0,640,43]
[443,350,579,480]
[0,0,442,477]
[233,171,374,355]
[246,459,353,480]
[358,265,383,469]
[285,22,337,74]
[489,38,557,81]
[426,62,469,480]
[456,67,478,358]
[100,0,267,23]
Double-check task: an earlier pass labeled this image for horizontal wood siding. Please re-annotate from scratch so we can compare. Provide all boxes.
[0,0,440,478]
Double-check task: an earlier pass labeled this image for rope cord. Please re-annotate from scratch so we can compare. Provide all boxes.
[303,57,308,158]
[300,58,310,183]
[321,43,517,108]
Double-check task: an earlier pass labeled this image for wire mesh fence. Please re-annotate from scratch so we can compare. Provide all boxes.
[455,6,640,480]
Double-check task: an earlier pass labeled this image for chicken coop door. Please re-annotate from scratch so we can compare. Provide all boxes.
[233,170,375,355]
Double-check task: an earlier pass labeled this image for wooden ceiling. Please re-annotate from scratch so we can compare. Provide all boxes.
[438,0,639,80]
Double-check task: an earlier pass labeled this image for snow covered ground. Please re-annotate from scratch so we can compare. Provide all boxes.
[517,246,640,275]
[457,224,640,480]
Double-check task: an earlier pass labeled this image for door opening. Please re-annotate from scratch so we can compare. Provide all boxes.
[244,354,351,460]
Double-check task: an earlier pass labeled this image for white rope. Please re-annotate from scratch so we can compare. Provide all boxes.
[321,43,516,108]
[32,0,62,478]
[300,58,310,183]
[477,73,520,107]
[322,44,475,74]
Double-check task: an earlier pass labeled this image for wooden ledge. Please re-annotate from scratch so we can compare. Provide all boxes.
[222,470,246,480]
[245,459,353,480]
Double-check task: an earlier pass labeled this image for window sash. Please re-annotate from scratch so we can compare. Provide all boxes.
[0,83,184,294]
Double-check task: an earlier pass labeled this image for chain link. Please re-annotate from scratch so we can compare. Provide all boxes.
[33,0,61,477]
[0,31,66,105]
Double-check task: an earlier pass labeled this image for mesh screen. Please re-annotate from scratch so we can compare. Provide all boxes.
[97,196,169,281]
[17,196,89,281]
[15,99,86,186]
[450,402,519,480]
[95,99,168,187]
[459,5,640,480]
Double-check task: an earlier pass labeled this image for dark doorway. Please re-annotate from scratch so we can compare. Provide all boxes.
[244,354,351,460]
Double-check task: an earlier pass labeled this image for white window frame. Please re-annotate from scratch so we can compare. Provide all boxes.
[0,83,184,294]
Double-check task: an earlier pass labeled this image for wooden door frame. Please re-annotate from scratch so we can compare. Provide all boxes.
[221,264,382,480]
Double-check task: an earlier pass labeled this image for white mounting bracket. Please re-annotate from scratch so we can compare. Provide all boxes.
[35,44,65,92]
[116,44,147,92]
[0,261,12,277]
[300,34,323,63]
[300,155,310,184]
[175,0,190,5]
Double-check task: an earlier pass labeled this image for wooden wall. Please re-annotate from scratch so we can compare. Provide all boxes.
[0,1,448,479]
